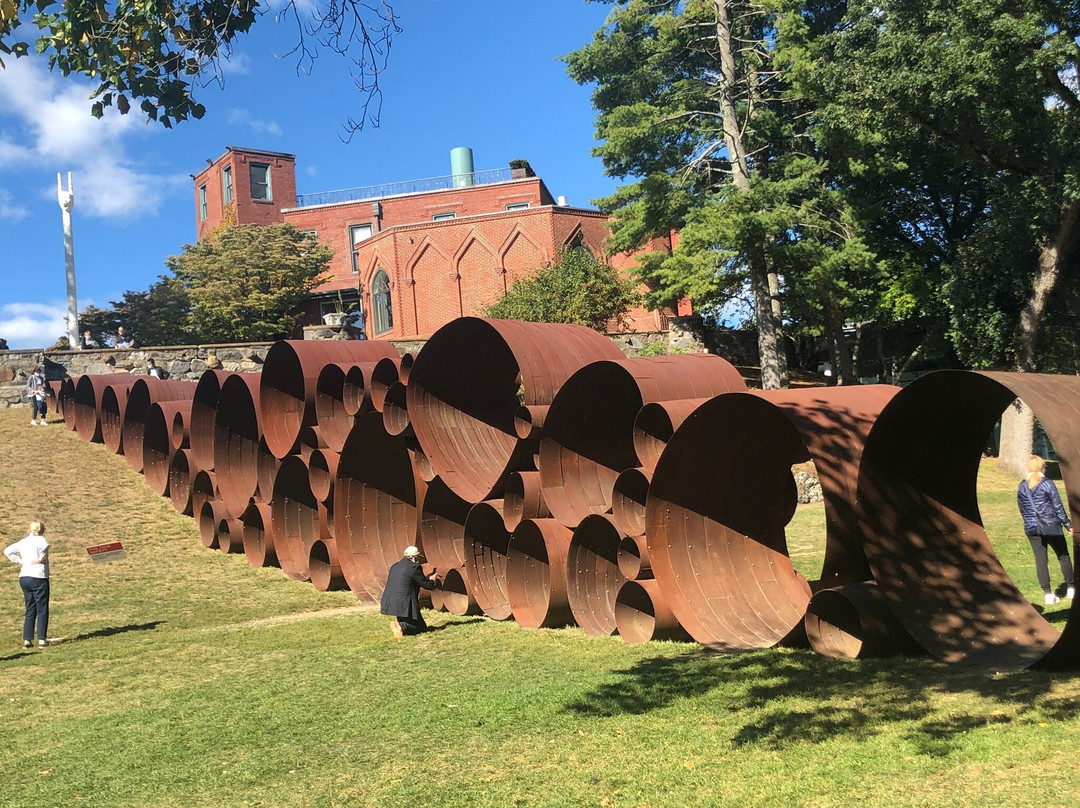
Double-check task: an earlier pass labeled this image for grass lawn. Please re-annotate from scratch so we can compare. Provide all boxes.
[0,407,1078,808]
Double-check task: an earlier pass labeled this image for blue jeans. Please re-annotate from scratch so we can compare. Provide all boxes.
[31,397,47,419]
[19,577,49,642]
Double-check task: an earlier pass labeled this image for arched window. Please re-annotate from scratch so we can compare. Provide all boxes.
[372,270,393,335]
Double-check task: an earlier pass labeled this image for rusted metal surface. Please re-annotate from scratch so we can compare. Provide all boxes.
[540,355,746,528]
[315,363,356,452]
[632,398,710,474]
[122,379,195,472]
[370,356,404,413]
[645,393,813,651]
[191,469,219,522]
[342,361,383,416]
[309,538,348,591]
[611,467,651,538]
[615,580,692,644]
[168,448,195,515]
[514,404,548,441]
[506,518,575,629]
[60,377,78,429]
[408,440,437,483]
[856,370,1080,671]
[382,381,411,437]
[190,370,232,471]
[566,513,626,637]
[462,500,514,620]
[241,502,276,568]
[143,402,193,496]
[271,455,320,582]
[804,582,922,660]
[407,318,625,503]
[503,471,550,531]
[419,476,473,571]
[260,340,398,458]
[213,373,263,518]
[100,384,131,454]
[217,515,245,554]
[334,410,421,600]
[198,500,229,549]
[256,437,280,504]
[307,448,339,505]
[617,534,651,581]
[399,352,414,384]
[439,567,481,616]
[74,375,138,443]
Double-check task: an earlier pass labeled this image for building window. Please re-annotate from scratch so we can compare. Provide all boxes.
[350,223,373,274]
[299,229,317,239]
[198,184,207,220]
[372,270,393,335]
[222,166,233,204]
[250,162,271,201]
[505,202,530,211]
[432,212,456,221]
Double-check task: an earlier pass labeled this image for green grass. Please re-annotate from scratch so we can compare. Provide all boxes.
[1,408,1079,808]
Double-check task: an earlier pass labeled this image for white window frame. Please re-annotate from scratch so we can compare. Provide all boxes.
[222,166,233,204]
[198,184,207,220]
[372,269,393,335]
[431,212,456,221]
[505,202,530,211]
[250,162,272,202]
[350,223,373,274]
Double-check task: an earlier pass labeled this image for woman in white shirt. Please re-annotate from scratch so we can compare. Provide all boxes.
[4,521,50,649]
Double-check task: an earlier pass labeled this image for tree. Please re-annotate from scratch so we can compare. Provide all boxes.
[484,248,640,332]
[166,223,332,343]
[79,277,193,347]
[0,0,398,131]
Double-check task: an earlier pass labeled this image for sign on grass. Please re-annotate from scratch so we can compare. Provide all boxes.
[86,541,126,563]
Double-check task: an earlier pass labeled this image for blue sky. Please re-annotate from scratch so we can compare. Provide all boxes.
[0,0,620,349]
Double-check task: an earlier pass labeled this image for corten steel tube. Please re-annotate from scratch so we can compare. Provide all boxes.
[190,369,232,471]
[191,470,219,524]
[198,500,230,549]
[633,398,711,474]
[297,424,326,461]
[217,515,245,554]
[370,356,404,413]
[315,363,355,452]
[307,448,339,505]
[168,448,195,515]
[804,582,924,660]
[256,436,280,503]
[334,410,422,600]
[503,471,551,531]
[74,375,138,443]
[645,393,813,652]
[399,352,414,383]
[611,467,651,538]
[617,534,651,581]
[241,502,277,568]
[271,455,320,581]
[430,584,446,612]
[382,381,411,437]
[615,580,693,644]
[462,500,514,620]
[100,384,130,454]
[856,370,1080,671]
[320,500,335,541]
[506,518,575,629]
[514,404,548,442]
[214,373,263,518]
[539,355,747,528]
[342,361,385,416]
[408,441,438,484]
[60,376,78,429]
[309,538,348,591]
[419,476,474,571]
[46,380,62,419]
[260,339,398,458]
[407,318,625,503]
[123,379,195,472]
[566,513,626,637]
[143,402,193,496]
[439,567,481,616]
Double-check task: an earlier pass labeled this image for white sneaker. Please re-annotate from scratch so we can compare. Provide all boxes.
[39,419,47,426]
[1045,592,1061,605]
[1067,586,1075,600]
[29,420,36,426]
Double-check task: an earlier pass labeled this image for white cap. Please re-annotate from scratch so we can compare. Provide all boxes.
[403,545,421,558]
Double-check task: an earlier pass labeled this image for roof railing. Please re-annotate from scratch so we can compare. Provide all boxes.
[296,167,516,207]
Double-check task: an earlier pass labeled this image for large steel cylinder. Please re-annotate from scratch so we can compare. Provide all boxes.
[539,355,746,528]
[198,500,230,549]
[617,534,651,581]
[632,398,711,474]
[804,582,923,660]
[271,455,320,581]
[309,538,348,591]
[857,370,1080,671]
[190,369,232,471]
[217,515,245,554]
[611,467,651,538]
[566,513,627,637]
[307,448,339,505]
[100,383,133,454]
[256,437,280,503]
[74,375,138,443]
[214,373,262,518]
[342,360,388,416]
[334,410,422,600]
[503,471,550,531]
[241,502,276,568]
[506,518,575,629]
[462,500,514,620]
[406,318,625,503]
[60,376,78,430]
[418,477,473,572]
[191,469,219,523]
[439,567,481,616]
[122,378,195,472]
[143,402,193,496]
[370,356,404,413]
[260,340,398,459]
[168,448,195,515]
[615,579,692,644]
[382,381,411,437]
[315,363,355,453]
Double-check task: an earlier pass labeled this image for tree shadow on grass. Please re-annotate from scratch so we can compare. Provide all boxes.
[65,621,165,642]
[564,647,1080,752]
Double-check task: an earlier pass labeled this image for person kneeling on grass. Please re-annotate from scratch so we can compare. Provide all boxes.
[380,545,438,637]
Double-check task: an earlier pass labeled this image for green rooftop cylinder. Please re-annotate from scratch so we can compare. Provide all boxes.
[451,147,474,187]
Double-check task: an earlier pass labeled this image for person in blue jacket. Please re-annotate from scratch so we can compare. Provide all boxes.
[1017,455,1075,605]
[380,546,439,636]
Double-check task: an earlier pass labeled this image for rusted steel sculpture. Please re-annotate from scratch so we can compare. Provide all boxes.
[307,448,339,505]
[632,398,710,475]
[309,538,347,591]
[314,363,356,452]
[122,378,195,472]
[399,353,414,384]
[407,318,625,503]
[615,580,692,644]
[241,502,276,569]
[143,401,193,496]
[382,381,411,437]
[260,340,398,458]
[566,513,626,637]
[217,515,245,554]
[506,518,575,629]
[462,500,514,620]
[539,355,746,528]
[503,471,550,531]
[271,455,322,582]
[610,468,650,538]
[804,582,922,660]
[74,375,138,443]
[168,448,195,515]
[99,384,131,454]
[418,477,472,571]
[256,437,280,504]
[190,370,232,471]
[198,500,230,549]
[59,377,78,429]
[191,469,218,522]
[857,370,1080,671]
[370,356,404,413]
[438,567,481,616]
[334,410,422,600]
[408,440,438,484]
[214,373,262,518]
[617,534,651,581]
[342,361,385,416]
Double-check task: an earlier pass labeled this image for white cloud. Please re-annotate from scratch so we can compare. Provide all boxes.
[218,52,253,76]
[0,301,72,349]
[0,57,188,220]
[227,108,283,136]
[0,189,30,221]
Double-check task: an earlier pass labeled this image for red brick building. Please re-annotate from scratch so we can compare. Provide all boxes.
[192,146,685,340]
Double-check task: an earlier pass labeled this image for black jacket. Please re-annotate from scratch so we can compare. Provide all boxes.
[380,558,434,620]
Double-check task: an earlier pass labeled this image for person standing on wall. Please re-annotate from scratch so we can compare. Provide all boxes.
[1017,455,1075,605]
[4,521,50,649]
[380,546,439,637]
[25,366,47,426]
